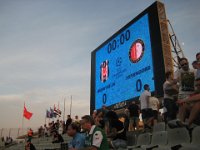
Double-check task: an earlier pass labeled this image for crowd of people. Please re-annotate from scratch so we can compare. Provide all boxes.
[24,53,200,150]
[0,136,13,146]
[163,53,200,127]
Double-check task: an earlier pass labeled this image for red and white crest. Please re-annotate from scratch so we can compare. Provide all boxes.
[100,60,109,82]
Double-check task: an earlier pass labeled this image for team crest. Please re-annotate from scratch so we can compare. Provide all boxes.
[100,60,109,83]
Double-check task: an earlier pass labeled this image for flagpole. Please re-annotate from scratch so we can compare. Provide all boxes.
[22,102,25,134]
[8,128,11,137]
[0,128,3,138]
[70,95,72,117]
[63,97,66,121]
[45,110,47,125]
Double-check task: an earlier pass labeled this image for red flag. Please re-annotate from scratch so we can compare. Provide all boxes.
[23,105,33,120]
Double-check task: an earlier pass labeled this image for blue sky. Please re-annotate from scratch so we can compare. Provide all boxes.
[0,0,199,129]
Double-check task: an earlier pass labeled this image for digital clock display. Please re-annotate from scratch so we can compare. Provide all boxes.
[94,14,155,109]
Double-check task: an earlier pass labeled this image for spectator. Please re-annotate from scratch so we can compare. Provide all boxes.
[5,137,12,146]
[81,115,109,150]
[38,126,44,138]
[55,119,60,131]
[66,115,72,131]
[149,93,160,125]
[163,71,179,122]
[123,107,130,132]
[196,52,200,61]
[95,112,105,129]
[44,124,49,137]
[50,121,56,134]
[139,84,153,129]
[192,60,198,69]
[27,128,33,142]
[101,105,109,134]
[174,57,197,99]
[74,115,80,123]
[177,78,200,127]
[92,110,98,120]
[52,131,64,143]
[128,101,140,131]
[25,141,36,150]
[106,111,127,149]
[67,123,85,150]
[196,60,200,78]
[58,120,63,135]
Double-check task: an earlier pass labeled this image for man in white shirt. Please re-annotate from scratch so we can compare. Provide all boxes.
[139,84,153,129]
[149,93,160,125]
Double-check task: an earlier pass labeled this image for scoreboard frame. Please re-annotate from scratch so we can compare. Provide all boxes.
[90,1,172,113]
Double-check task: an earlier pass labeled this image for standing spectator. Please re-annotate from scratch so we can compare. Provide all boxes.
[139,84,153,129]
[25,141,36,150]
[124,107,130,132]
[74,116,81,133]
[163,71,179,122]
[74,115,80,124]
[81,115,109,150]
[106,111,127,149]
[101,105,109,134]
[67,123,85,150]
[66,115,72,131]
[149,93,160,125]
[128,101,140,131]
[174,57,196,99]
[38,126,44,138]
[58,120,63,135]
[27,128,33,142]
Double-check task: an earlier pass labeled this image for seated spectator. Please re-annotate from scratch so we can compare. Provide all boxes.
[5,137,12,146]
[106,111,127,149]
[177,78,200,127]
[52,131,64,143]
[67,123,85,150]
[128,101,140,131]
[81,115,109,150]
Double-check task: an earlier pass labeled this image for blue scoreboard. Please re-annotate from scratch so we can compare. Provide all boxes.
[91,2,167,111]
